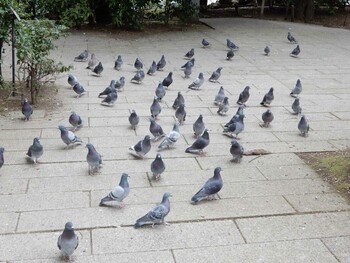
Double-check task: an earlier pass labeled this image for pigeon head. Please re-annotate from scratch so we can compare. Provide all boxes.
[33,137,40,144]
[223,97,229,103]
[85,143,95,151]
[144,135,151,141]
[173,122,180,132]
[163,192,172,199]
[23,98,29,104]
[244,86,250,92]
[155,153,162,160]
[198,114,203,120]
[58,125,66,132]
[269,87,274,92]
[0,147,4,154]
[231,140,238,146]
[295,98,300,103]
[120,173,130,185]
[219,86,224,92]
[199,73,204,78]
[217,67,223,72]
[71,111,76,115]
[91,53,95,59]
[64,221,74,231]
[120,76,125,81]
[213,167,222,177]
[169,72,173,77]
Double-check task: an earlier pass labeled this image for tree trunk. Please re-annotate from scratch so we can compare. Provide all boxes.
[0,40,3,82]
[295,0,314,21]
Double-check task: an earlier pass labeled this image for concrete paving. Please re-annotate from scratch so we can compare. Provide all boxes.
[0,17,350,262]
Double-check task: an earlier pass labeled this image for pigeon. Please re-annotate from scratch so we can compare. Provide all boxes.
[147,61,157,75]
[150,97,161,118]
[57,222,79,262]
[151,153,165,181]
[149,118,165,141]
[261,109,274,127]
[175,104,186,125]
[184,48,194,59]
[68,74,78,87]
[183,62,193,78]
[86,53,97,69]
[155,82,166,101]
[73,83,86,98]
[287,32,298,43]
[298,115,310,137]
[188,72,204,90]
[193,114,205,138]
[115,76,125,91]
[101,91,118,106]
[225,105,245,128]
[26,137,43,164]
[0,147,4,169]
[131,70,145,84]
[74,50,88,61]
[185,128,210,155]
[162,72,173,89]
[223,114,244,139]
[98,80,116,97]
[214,86,225,105]
[129,110,140,130]
[99,173,130,207]
[209,67,222,83]
[264,46,270,56]
[58,125,83,147]
[114,55,123,70]
[181,58,195,69]
[292,98,302,115]
[69,111,83,131]
[129,135,152,159]
[260,87,274,107]
[226,49,234,60]
[172,92,185,110]
[134,192,171,228]
[237,86,250,105]
[86,143,102,175]
[290,45,300,57]
[226,39,239,50]
[191,167,223,203]
[230,140,244,163]
[158,122,180,149]
[134,58,143,70]
[92,61,103,76]
[202,38,210,48]
[157,55,166,71]
[217,97,229,115]
[22,98,33,121]
[290,79,302,97]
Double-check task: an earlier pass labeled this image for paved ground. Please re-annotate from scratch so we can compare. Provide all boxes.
[0,18,350,262]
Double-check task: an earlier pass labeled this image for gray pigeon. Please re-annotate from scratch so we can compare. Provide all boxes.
[58,125,83,147]
[86,143,102,175]
[292,98,302,115]
[217,97,229,115]
[157,55,166,71]
[260,87,274,106]
[298,115,310,137]
[115,76,125,91]
[185,128,209,155]
[261,109,274,127]
[57,222,79,262]
[191,167,223,203]
[134,192,171,228]
[101,91,118,106]
[69,111,83,131]
[86,53,97,69]
[129,110,140,130]
[202,38,210,48]
[290,79,302,97]
[155,82,166,101]
[264,46,270,56]
[162,72,173,89]
[237,86,250,105]
[99,173,130,207]
[188,72,204,90]
[172,92,185,110]
[287,32,298,43]
[214,86,225,105]
[175,104,186,125]
[225,105,245,128]
[158,122,180,149]
[149,118,165,141]
[226,39,239,50]
[193,114,205,138]
[151,153,165,181]
[22,98,33,121]
[98,80,116,97]
[26,137,43,164]
[227,49,234,60]
[73,83,86,98]
[150,97,162,119]
[114,55,123,70]
[209,67,222,83]
[134,58,143,70]
[290,45,300,57]
[223,114,244,139]
[92,61,103,76]
[181,58,195,69]
[0,147,4,169]
[68,74,78,87]
[74,50,88,61]
[183,62,193,79]
[184,48,194,59]
[129,135,152,159]
[147,61,157,75]
[131,70,145,84]
[230,140,244,163]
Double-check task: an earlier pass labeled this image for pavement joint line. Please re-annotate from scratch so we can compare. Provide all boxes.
[233,219,247,244]
[281,195,300,213]
[170,249,177,263]
[319,238,342,263]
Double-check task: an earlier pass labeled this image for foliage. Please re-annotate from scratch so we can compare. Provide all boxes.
[16,19,72,104]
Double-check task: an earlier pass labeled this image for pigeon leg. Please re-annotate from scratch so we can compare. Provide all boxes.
[119,202,125,208]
